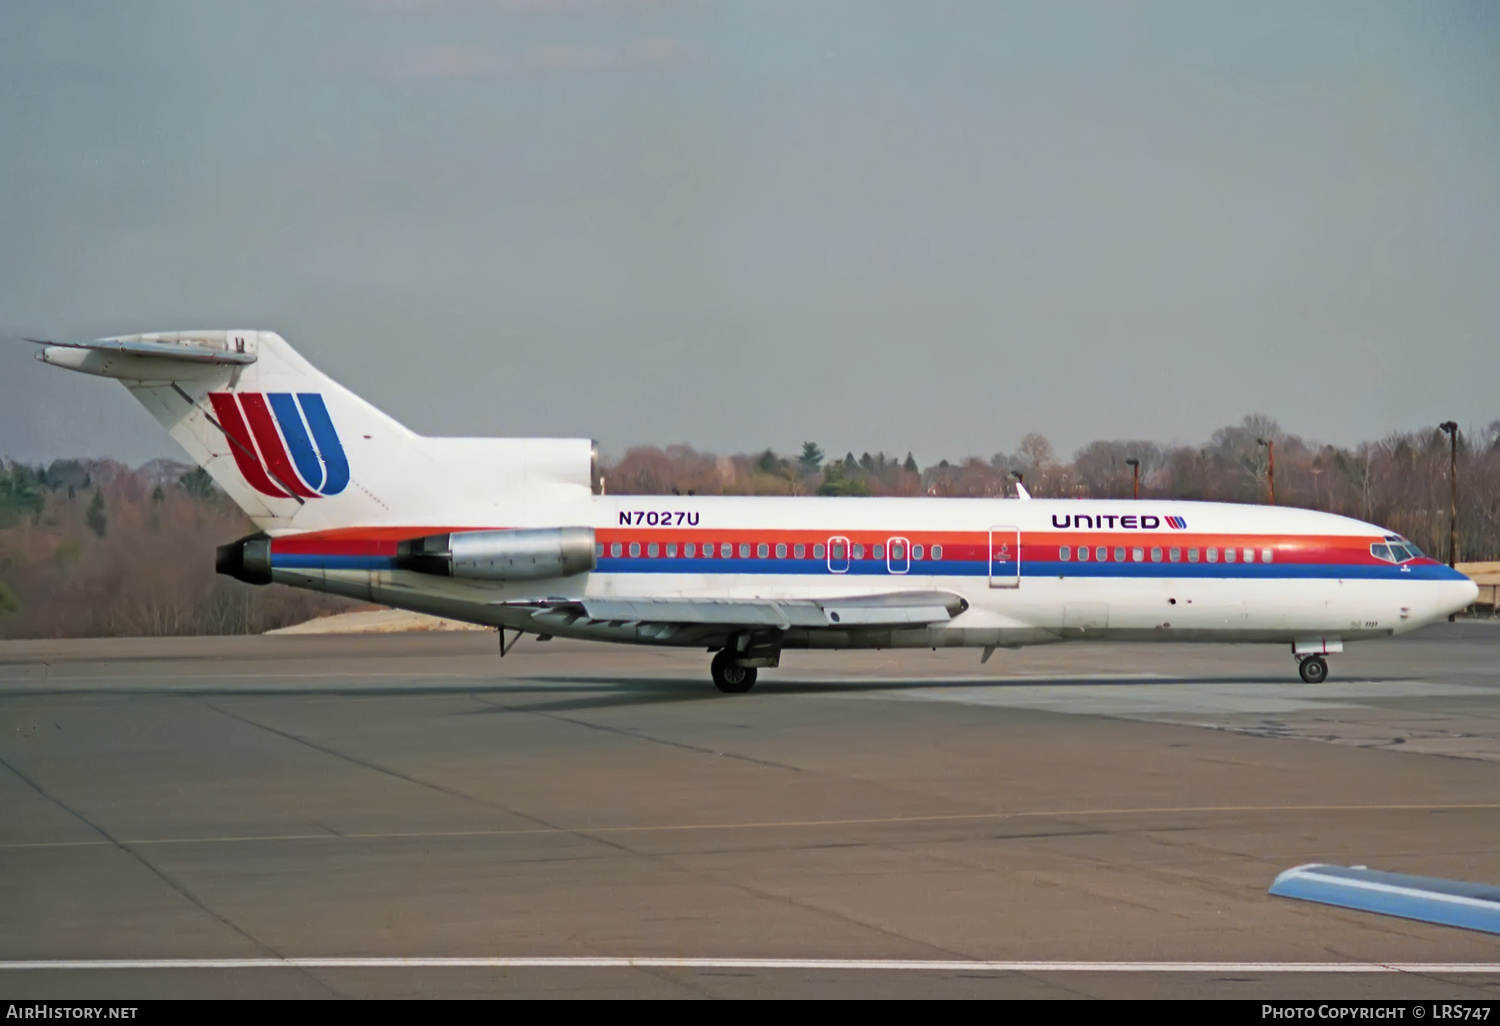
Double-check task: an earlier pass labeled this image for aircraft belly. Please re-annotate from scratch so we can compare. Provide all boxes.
[260,565,1450,652]
[970,576,1401,642]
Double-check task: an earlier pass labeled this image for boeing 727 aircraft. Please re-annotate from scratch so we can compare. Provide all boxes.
[34,330,1478,692]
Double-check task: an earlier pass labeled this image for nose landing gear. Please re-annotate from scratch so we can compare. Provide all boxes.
[1297,654,1328,684]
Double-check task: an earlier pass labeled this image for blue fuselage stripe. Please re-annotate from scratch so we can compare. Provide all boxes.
[273,555,397,571]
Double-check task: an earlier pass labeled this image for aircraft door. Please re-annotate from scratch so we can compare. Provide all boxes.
[827,536,850,573]
[989,526,1020,588]
[887,536,910,574]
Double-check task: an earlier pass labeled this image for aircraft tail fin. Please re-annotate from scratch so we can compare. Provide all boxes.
[32,331,595,533]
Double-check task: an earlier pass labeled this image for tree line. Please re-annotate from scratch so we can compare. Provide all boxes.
[1,412,1496,638]
[0,458,350,639]
[602,414,1500,563]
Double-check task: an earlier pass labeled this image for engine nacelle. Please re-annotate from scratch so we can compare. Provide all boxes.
[396,527,596,581]
[216,534,272,585]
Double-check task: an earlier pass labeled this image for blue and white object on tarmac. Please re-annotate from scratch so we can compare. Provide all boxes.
[1270,863,1500,935]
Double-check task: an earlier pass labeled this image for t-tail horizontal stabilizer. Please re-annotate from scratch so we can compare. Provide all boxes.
[28,332,258,374]
[1269,863,1500,935]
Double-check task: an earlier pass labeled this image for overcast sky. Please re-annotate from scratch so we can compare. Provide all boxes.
[1,0,1496,467]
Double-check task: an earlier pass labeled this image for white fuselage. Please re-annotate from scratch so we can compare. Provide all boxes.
[267,494,1478,652]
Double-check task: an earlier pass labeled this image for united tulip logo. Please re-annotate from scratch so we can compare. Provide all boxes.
[209,392,349,499]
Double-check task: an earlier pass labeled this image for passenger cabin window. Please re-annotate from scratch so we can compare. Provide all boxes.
[1243,548,1254,563]
[794,543,805,558]
[721,543,732,558]
[739,543,750,559]
[595,543,604,558]
[629,542,641,557]
[757,543,768,558]
[912,544,924,559]
[1059,546,1071,561]
[1261,547,1273,563]
[874,544,885,560]
[814,543,826,559]
[1224,547,1236,563]
[776,543,787,558]
[1169,548,1181,562]
[1188,548,1199,563]
[1077,546,1089,562]
[1151,547,1162,562]
[830,542,844,560]
[666,543,677,558]
[611,542,622,558]
[1095,547,1106,562]
[931,545,943,560]
[1114,547,1126,562]
[853,544,865,559]
[685,543,696,557]
[1132,547,1145,562]
[647,543,658,557]
[1206,547,1218,563]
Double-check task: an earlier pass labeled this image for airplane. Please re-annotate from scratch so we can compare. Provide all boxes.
[32,330,1479,693]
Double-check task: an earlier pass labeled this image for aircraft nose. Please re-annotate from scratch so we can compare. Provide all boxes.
[1445,576,1480,616]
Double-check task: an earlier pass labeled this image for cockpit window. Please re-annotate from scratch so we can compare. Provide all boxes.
[1373,541,1422,563]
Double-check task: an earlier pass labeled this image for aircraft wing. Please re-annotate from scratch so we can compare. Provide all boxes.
[26,336,257,365]
[519,590,967,632]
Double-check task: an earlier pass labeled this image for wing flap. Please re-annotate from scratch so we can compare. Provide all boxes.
[578,591,965,630]
[581,598,803,629]
[822,604,954,626]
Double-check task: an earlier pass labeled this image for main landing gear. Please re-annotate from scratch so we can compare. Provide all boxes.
[711,650,757,694]
[1297,654,1329,684]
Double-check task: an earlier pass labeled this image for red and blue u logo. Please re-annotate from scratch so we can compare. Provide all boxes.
[209,392,349,499]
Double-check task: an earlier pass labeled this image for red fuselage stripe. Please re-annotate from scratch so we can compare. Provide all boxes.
[271,527,1411,569]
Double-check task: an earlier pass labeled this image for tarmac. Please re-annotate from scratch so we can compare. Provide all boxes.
[2,623,1500,999]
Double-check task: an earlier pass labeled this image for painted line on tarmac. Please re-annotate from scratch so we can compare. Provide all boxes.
[0,671,480,683]
[5,802,1497,850]
[2,958,1500,973]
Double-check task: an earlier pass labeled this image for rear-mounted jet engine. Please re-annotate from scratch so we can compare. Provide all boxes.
[216,527,597,586]
[396,527,596,581]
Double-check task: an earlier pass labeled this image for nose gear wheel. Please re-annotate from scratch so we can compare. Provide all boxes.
[1298,655,1328,684]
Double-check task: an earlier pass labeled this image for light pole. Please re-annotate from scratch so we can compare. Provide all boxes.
[1256,438,1276,505]
[1440,421,1459,568]
[1125,458,1139,500]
